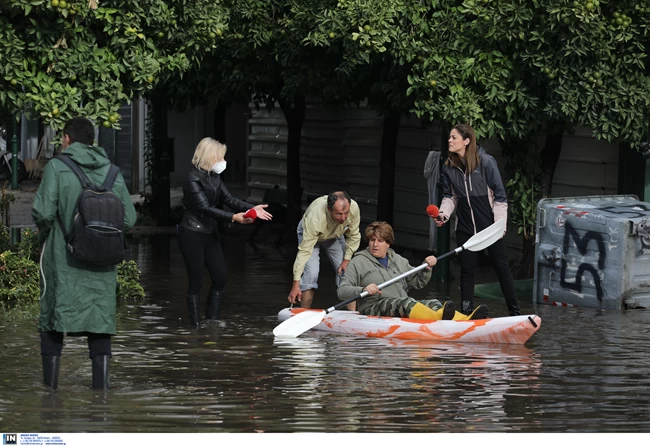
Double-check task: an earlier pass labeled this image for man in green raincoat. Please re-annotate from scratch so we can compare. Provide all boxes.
[32,117,137,390]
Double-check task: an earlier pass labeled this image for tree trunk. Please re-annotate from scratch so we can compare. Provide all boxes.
[150,91,171,225]
[376,111,401,224]
[540,120,565,197]
[213,101,229,143]
[517,235,536,279]
[279,95,306,245]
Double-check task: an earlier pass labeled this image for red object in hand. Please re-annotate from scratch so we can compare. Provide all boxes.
[426,205,439,218]
[244,208,257,220]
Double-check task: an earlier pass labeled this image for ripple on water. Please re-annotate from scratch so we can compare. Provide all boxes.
[1,237,650,432]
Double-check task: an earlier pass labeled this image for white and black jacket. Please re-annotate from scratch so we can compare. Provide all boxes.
[439,146,508,236]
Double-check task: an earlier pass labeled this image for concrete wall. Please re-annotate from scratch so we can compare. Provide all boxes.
[246,102,442,250]
[552,127,619,197]
[246,101,620,254]
[137,97,621,255]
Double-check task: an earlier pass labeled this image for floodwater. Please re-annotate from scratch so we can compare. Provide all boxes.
[1,232,650,433]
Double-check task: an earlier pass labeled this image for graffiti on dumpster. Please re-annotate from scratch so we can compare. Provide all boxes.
[595,203,650,219]
[560,221,606,300]
[594,204,650,251]
[556,203,650,220]
[555,203,650,252]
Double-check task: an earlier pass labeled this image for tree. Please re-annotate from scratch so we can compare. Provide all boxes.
[0,0,227,131]
[303,1,432,224]
[159,0,381,237]
[400,0,650,276]
[407,0,650,186]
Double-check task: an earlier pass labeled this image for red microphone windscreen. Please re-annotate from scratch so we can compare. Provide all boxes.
[244,208,257,220]
[426,205,439,218]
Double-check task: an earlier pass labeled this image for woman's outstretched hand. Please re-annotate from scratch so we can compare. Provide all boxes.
[253,204,273,221]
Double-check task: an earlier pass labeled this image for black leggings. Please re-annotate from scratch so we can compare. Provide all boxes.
[178,227,227,295]
[456,231,519,314]
[40,331,112,359]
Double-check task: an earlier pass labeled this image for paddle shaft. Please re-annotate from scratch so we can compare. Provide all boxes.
[326,246,464,313]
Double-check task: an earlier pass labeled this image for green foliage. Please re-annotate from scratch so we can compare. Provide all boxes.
[405,0,650,145]
[16,227,39,262]
[300,0,650,145]
[0,188,16,226]
[506,169,542,240]
[0,0,228,131]
[116,260,145,301]
[0,225,145,318]
[0,225,9,252]
[3,0,649,144]
[0,250,40,313]
[501,135,543,240]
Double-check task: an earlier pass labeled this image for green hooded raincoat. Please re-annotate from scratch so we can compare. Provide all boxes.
[32,142,137,334]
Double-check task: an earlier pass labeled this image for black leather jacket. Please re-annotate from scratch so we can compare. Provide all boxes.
[179,167,253,234]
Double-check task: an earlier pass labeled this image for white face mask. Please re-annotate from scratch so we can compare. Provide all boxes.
[211,160,227,174]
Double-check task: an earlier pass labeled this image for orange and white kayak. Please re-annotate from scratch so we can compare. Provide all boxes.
[277,308,542,345]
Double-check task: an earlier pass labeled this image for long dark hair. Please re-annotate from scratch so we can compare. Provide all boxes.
[445,124,480,174]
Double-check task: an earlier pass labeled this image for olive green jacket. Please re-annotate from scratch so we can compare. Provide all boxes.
[337,248,431,314]
[32,142,137,334]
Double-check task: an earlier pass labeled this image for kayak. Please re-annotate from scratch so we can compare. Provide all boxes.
[277,308,542,345]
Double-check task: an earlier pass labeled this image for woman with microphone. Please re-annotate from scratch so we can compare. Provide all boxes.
[433,124,521,317]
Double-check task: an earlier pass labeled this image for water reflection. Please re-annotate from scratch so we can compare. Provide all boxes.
[1,234,650,432]
[269,333,543,432]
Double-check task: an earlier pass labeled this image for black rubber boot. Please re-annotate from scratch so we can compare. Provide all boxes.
[468,304,490,320]
[461,298,475,316]
[506,297,522,316]
[186,294,201,326]
[205,290,222,320]
[509,306,522,316]
[42,356,60,389]
[91,355,110,390]
[442,300,456,320]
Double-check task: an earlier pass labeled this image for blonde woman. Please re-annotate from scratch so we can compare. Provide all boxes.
[179,137,272,326]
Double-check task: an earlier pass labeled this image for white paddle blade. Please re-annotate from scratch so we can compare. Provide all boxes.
[273,310,326,338]
[464,219,506,252]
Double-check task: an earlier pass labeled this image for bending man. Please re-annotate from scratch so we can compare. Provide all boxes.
[288,191,360,309]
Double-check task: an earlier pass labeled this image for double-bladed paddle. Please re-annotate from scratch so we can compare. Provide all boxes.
[273,218,506,338]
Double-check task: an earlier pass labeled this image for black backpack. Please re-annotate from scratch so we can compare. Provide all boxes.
[56,154,127,266]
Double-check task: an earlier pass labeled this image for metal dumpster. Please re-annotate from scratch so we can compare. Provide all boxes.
[533,195,650,309]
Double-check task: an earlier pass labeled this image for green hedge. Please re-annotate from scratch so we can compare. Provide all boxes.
[0,227,144,319]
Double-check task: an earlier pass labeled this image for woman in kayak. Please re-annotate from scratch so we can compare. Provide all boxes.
[435,124,521,316]
[337,221,488,320]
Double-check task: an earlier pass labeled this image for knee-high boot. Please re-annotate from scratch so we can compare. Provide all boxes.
[506,297,522,316]
[205,290,222,320]
[91,355,110,390]
[507,301,521,316]
[186,294,201,326]
[42,356,60,389]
